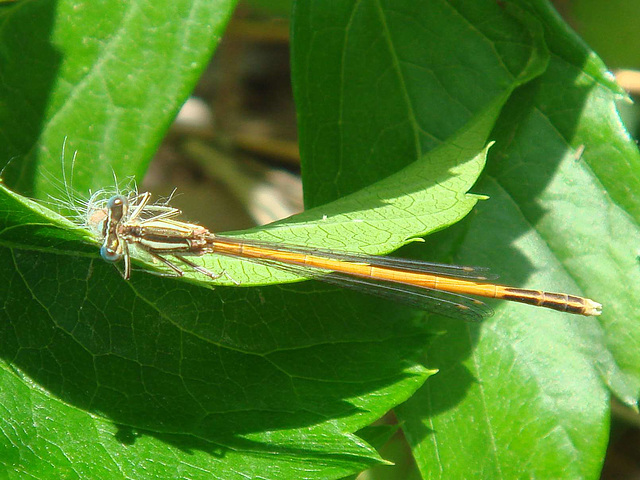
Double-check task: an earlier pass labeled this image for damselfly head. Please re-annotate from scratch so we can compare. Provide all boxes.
[93,195,130,263]
[84,194,128,238]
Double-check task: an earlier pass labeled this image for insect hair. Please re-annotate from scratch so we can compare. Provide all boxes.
[36,138,147,239]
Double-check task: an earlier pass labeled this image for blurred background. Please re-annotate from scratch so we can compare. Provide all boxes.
[143,1,640,478]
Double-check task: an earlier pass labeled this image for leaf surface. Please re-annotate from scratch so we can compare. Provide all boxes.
[291,0,638,478]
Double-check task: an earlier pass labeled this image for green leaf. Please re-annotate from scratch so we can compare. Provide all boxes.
[0,363,397,479]
[485,0,640,405]
[292,0,639,478]
[1,177,438,476]
[354,424,399,453]
[0,0,237,198]
[397,180,611,479]
[292,0,547,207]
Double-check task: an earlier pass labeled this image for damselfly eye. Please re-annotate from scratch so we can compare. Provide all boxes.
[106,195,128,222]
[100,244,122,262]
[107,195,128,208]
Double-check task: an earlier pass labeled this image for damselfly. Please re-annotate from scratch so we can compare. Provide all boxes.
[86,188,602,321]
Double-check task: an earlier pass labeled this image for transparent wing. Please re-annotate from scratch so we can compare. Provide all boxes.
[208,245,493,322]
[216,236,497,281]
